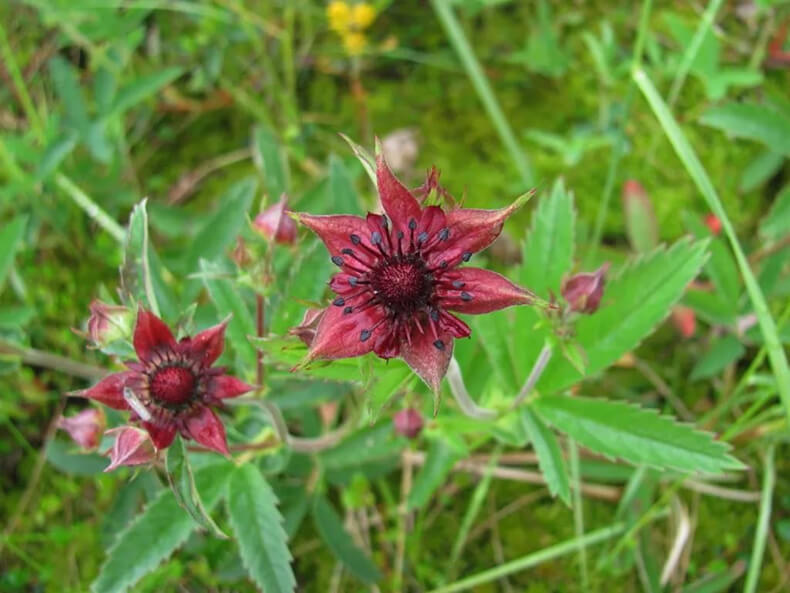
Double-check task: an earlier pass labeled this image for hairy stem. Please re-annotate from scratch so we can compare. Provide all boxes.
[511,344,553,410]
[446,357,496,420]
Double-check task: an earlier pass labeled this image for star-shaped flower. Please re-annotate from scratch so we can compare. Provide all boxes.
[76,309,253,454]
[294,148,536,391]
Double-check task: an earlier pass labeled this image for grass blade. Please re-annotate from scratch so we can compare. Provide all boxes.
[742,444,776,593]
[632,67,790,427]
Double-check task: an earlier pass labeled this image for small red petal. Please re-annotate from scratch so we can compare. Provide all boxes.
[376,151,422,232]
[254,195,298,245]
[79,372,134,410]
[185,320,227,368]
[209,374,255,400]
[142,421,178,450]
[104,426,156,471]
[400,327,453,393]
[184,407,229,455]
[440,268,534,314]
[308,304,385,361]
[133,309,176,362]
[438,310,471,338]
[297,213,369,257]
[57,408,105,449]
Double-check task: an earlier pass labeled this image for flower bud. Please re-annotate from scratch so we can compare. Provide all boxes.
[671,306,696,338]
[289,308,325,346]
[704,213,722,236]
[57,408,105,450]
[561,263,610,314]
[393,408,424,439]
[104,426,157,472]
[86,300,132,347]
[254,195,298,245]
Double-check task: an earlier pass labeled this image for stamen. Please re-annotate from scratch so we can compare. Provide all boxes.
[331,255,344,267]
[460,292,473,301]
[462,251,472,262]
[433,339,445,351]
[333,297,346,306]
[417,231,428,244]
[439,228,450,241]
[343,306,353,314]
[430,309,440,322]
[371,231,382,244]
[350,234,361,245]
[452,280,465,289]
[408,219,417,230]
[360,329,372,342]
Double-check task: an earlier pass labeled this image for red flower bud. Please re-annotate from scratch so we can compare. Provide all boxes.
[561,263,610,314]
[254,195,297,245]
[57,408,105,450]
[393,408,424,439]
[104,426,157,472]
[704,213,722,236]
[671,306,696,338]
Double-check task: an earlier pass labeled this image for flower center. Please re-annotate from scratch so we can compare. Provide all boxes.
[370,256,433,315]
[149,365,197,405]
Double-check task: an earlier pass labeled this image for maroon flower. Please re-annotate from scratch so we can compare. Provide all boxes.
[254,194,298,245]
[76,309,254,454]
[393,408,424,439]
[104,426,157,472]
[57,408,105,450]
[294,150,535,391]
[79,299,132,347]
[561,263,610,314]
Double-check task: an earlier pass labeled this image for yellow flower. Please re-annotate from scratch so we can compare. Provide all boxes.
[327,1,351,33]
[342,31,367,56]
[350,3,376,30]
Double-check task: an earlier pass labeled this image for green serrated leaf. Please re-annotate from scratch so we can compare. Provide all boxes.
[165,436,227,538]
[253,125,289,198]
[311,496,381,584]
[118,200,160,314]
[48,55,90,135]
[228,465,296,593]
[0,215,27,294]
[109,67,183,116]
[690,335,745,381]
[520,179,575,299]
[700,102,790,156]
[35,132,78,180]
[533,395,743,474]
[739,151,784,194]
[538,238,710,392]
[521,407,570,505]
[760,184,790,241]
[91,462,232,593]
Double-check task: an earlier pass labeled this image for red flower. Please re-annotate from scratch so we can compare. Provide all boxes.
[76,309,254,454]
[104,426,157,472]
[393,408,424,439]
[562,263,610,314]
[254,194,298,245]
[704,213,722,236]
[57,408,105,450]
[294,150,535,391]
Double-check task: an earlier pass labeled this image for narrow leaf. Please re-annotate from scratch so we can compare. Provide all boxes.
[165,436,227,538]
[0,215,27,293]
[533,395,743,474]
[521,407,570,504]
[690,335,745,381]
[110,67,183,116]
[407,438,462,510]
[700,102,790,156]
[327,154,359,214]
[228,464,296,593]
[252,125,289,198]
[312,496,381,584]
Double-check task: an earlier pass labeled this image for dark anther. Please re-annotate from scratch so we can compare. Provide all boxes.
[452,280,465,289]
[333,297,346,306]
[439,228,450,241]
[381,214,389,228]
[331,255,344,266]
[439,260,448,269]
[408,218,417,230]
[371,231,382,244]
[433,339,445,351]
[350,234,361,245]
[430,309,440,322]
[397,231,404,239]
[341,248,353,255]
[460,292,473,301]
[343,306,353,314]
[462,251,472,262]
[417,231,428,244]
[349,277,358,286]
[360,329,372,342]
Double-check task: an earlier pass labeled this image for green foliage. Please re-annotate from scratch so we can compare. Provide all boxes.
[533,396,743,474]
[0,215,27,293]
[700,102,790,156]
[520,408,570,505]
[227,464,296,593]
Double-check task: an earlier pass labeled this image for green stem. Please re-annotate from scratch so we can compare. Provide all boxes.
[632,67,790,429]
[54,173,126,243]
[743,444,776,593]
[569,440,588,588]
[426,523,625,593]
[430,0,534,187]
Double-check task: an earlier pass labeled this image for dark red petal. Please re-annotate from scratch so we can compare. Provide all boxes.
[376,151,422,231]
[79,372,134,410]
[133,309,176,362]
[307,304,386,361]
[438,310,471,338]
[400,327,453,393]
[142,421,177,450]
[209,374,255,400]
[184,407,229,455]
[104,426,156,471]
[427,199,525,267]
[440,268,534,314]
[329,273,363,296]
[184,320,227,368]
[373,327,401,359]
[296,213,369,256]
